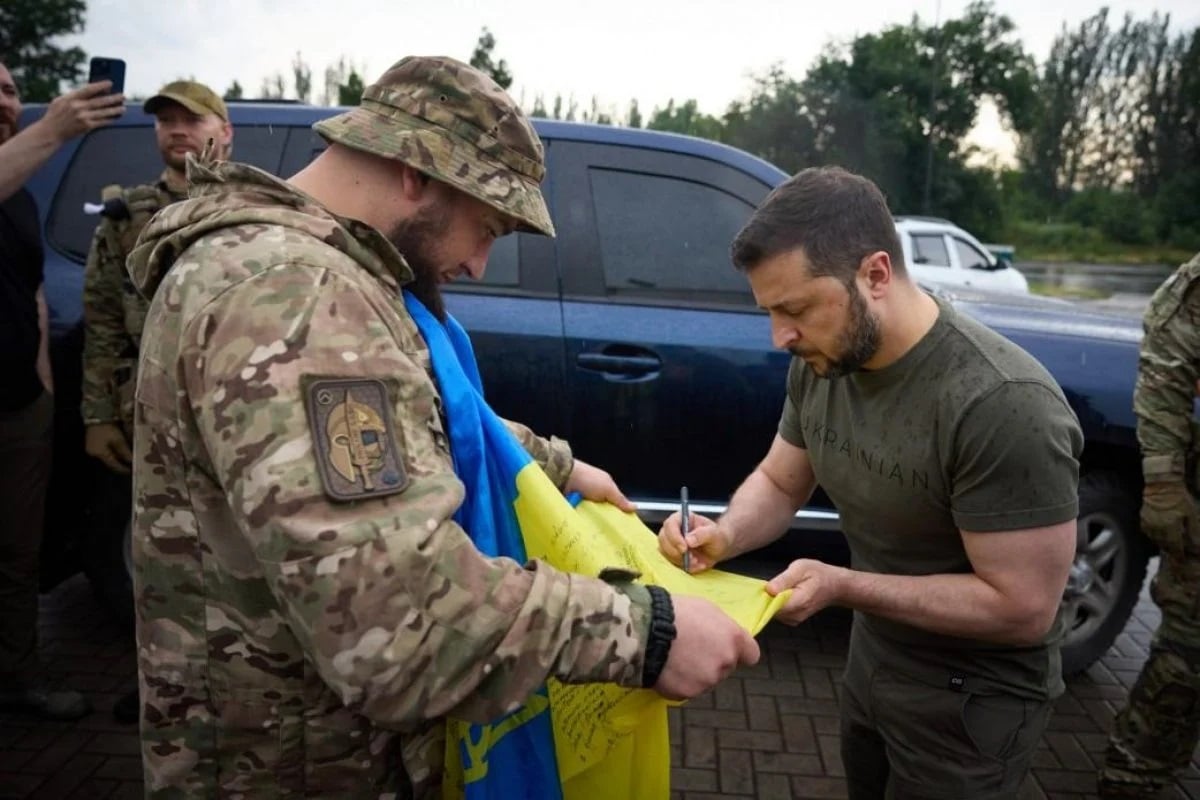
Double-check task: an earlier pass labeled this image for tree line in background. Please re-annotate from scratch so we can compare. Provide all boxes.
[9,1,1199,262]
[481,9,1199,262]
[522,3,1199,263]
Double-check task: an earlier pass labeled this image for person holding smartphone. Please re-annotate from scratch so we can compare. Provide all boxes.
[79,79,232,724]
[0,64,125,200]
[0,61,123,720]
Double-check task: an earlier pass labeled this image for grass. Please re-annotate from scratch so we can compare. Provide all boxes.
[1003,220,1196,266]
[1027,281,1110,300]
[1016,244,1194,266]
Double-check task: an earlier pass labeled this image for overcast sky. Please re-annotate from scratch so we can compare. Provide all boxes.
[64,0,1200,159]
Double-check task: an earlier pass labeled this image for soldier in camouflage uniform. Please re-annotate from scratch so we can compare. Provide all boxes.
[1100,251,1200,798]
[80,79,231,725]
[126,55,759,798]
[81,79,232,471]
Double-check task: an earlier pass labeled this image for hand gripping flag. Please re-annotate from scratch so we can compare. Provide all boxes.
[403,293,788,800]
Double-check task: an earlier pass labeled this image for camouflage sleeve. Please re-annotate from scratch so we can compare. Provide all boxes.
[81,219,132,425]
[1134,256,1200,480]
[181,262,650,727]
[503,418,574,488]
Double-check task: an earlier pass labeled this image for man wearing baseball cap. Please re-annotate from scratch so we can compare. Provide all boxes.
[79,79,232,724]
[123,55,758,796]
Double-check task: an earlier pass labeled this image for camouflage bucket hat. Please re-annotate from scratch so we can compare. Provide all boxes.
[313,55,554,236]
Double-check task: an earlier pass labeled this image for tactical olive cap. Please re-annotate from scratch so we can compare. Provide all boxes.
[313,55,554,236]
[143,80,228,122]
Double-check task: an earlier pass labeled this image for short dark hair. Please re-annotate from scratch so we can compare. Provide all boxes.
[730,166,905,283]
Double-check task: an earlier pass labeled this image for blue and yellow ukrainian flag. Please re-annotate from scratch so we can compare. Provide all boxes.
[404,292,786,800]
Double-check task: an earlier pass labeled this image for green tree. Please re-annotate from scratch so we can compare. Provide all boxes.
[1134,26,1184,192]
[323,56,367,106]
[0,0,88,101]
[584,96,613,125]
[1019,10,1200,248]
[1025,11,1170,195]
[646,98,723,140]
[722,64,813,173]
[224,80,244,101]
[338,70,365,106]
[260,73,286,100]
[530,94,548,118]
[626,99,643,128]
[1019,11,1110,205]
[292,51,312,103]
[545,93,580,121]
[469,27,512,89]
[790,1,1035,223]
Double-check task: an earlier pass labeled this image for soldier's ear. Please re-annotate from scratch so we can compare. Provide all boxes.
[397,163,432,203]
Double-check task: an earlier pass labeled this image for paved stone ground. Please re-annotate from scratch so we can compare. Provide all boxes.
[2,565,1199,800]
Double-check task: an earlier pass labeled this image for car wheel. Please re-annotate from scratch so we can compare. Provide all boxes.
[1060,470,1151,675]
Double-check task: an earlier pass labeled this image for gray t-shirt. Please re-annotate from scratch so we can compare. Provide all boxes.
[778,295,1083,699]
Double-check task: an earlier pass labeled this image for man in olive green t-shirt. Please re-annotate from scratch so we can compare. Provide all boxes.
[658,167,1083,800]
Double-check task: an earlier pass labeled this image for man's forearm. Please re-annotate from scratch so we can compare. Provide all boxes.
[36,286,53,394]
[835,568,1053,646]
[0,121,62,201]
[721,468,812,559]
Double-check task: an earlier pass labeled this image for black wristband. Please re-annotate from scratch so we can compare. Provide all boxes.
[641,585,677,688]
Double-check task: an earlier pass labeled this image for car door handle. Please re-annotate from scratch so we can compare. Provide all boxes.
[576,352,662,376]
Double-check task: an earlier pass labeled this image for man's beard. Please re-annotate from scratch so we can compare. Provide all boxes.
[162,150,188,171]
[0,116,16,145]
[792,282,881,379]
[159,142,195,172]
[386,201,451,321]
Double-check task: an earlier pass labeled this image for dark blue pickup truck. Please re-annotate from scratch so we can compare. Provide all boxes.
[19,102,1150,675]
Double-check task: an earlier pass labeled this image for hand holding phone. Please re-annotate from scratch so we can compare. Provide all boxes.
[87,57,126,95]
[36,59,125,143]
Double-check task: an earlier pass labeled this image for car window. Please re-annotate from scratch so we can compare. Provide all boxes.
[952,237,992,270]
[910,233,951,267]
[48,124,289,263]
[588,167,756,303]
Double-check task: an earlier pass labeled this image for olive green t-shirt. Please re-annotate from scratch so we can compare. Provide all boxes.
[778,296,1083,700]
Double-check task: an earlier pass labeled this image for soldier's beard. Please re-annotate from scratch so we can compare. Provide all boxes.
[0,117,15,145]
[387,201,453,322]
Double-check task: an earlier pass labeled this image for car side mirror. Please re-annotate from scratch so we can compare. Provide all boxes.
[969,258,1008,272]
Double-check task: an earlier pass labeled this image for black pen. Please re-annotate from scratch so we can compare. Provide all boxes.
[680,486,691,573]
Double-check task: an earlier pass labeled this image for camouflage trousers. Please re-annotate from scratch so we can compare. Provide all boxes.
[1099,553,1200,798]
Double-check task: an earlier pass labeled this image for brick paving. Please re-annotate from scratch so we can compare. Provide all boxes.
[3,564,1199,799]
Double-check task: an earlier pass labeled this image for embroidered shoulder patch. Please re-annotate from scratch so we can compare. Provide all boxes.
[303,377,409,502]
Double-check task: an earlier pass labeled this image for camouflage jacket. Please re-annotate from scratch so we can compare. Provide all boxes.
[81,171,187,431]
[1135,251,1200,482]
[127,157,653,799]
